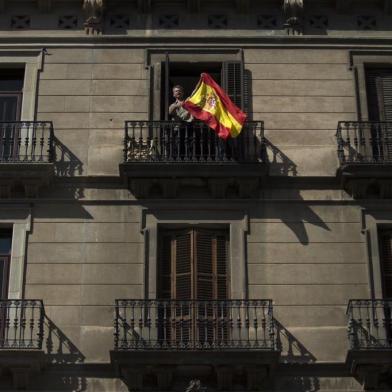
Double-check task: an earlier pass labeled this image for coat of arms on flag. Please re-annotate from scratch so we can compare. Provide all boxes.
[182,73,247,140]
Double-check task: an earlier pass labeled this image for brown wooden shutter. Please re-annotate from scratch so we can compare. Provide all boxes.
[159,228,229,300]
[222,61,244,111]
[380,231,392,298]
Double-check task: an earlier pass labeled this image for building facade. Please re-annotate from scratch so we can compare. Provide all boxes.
[0,0,391,391]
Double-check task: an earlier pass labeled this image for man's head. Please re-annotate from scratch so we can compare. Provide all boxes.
[172,85,184,100]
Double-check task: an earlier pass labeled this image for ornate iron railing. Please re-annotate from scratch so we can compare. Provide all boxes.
[114,299,275,351]
[347,299,392,350]
[0,121,54,163]
[124,121,264,163]
[336,121,392,164]
[0,300,44,349]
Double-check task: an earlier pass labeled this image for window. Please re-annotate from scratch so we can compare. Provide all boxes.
[0,68,24,122]
[157,228,229,345]
[379,230,392,298]
[157,57,245,120]
[158,228,229,300]
[0,229,12,300]
[365,67,392,159]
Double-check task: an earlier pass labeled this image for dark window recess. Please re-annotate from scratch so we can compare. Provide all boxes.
[357,15,376,30]
[159,15,179,28]
[0,229,12,300]
[161,60,246,120]
[11,16,31,29]
[109,15,130,29]
[380,231,392,298]
[208,15,227,29]
[257,15,278,29]
[58,15,78,29]
[308,15,328,29]
[365,67,392,159]
[158,228,229,300]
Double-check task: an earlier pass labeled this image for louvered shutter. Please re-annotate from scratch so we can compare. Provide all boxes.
[380,231,392,298]
[366,68,392,158]
[222,61,244,111]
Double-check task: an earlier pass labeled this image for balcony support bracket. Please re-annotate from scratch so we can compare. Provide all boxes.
[0,351,45,390]
[346,350,392,390]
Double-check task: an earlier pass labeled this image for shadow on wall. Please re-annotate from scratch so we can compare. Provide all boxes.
[54,137,84,177]
[41,316,88,391]
[275,318,320,392]
[256,139,331,245]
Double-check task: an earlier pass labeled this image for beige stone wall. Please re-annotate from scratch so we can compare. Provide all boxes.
[245,48,356,177]
[37,48,148,177]
[35,47,357,178]
[22,201,370,364]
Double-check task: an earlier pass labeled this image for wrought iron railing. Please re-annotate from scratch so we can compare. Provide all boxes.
[0,121,54,163]
[124,121,264,163]
[336,121,392,164]
[347,299,392,350]
[0,300,44,349]
[114,299,276,351]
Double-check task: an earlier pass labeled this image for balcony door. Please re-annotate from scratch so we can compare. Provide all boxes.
[0,230,12,300]
[158,228,229,347]
[366,68,392,160]
[0,69,24,161]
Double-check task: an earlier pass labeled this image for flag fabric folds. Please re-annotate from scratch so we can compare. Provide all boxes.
[182,73,247,140]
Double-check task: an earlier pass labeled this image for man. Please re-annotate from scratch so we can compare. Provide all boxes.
[168,85,194,159]
[169,85,193,123]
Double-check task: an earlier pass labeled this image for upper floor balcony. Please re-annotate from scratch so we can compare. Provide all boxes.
[111,299,279,390]
[0,121,55,198]
[119,121,267,198]
[346,299,392,390]
[336,121,392,198]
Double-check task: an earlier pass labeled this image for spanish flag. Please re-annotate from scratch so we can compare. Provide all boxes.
[182,73,247,140]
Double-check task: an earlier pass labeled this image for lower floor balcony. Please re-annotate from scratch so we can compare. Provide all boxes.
[0,299,45,389]
[346,299,392,390]
[111,299,279,390]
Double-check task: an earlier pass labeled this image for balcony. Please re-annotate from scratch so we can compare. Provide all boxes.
[346,299,392,390]
[0,121,55,198]
[336,121,392,198]
[110,299,279,390]
[0,300,46,389]
[119,121,267,198]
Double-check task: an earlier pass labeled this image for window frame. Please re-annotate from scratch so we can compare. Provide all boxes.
[145,48,244,121]
[140,207,249,300]
[349,51,392,121]
[364,207,392,298]
[0,49,44,121]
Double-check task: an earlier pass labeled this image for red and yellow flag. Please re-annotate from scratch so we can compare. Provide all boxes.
[182,73,247,140]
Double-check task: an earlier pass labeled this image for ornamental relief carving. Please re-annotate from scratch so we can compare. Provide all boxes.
[83,0,104,34]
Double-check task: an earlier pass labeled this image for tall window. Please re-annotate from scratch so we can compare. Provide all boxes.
[0,229,12,300]
[365,67,392,159]
[158,228,229,300]
[379,230,392,298]
[0,69,24,122]
[157,57,246,120]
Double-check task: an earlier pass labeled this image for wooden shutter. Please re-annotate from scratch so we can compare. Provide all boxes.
[380,231,392,298]
[222,61,244,111]
[159,228,229,300]
[366,68,392,122]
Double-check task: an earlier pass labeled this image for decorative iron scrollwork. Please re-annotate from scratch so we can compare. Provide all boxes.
[283,0,304,35]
